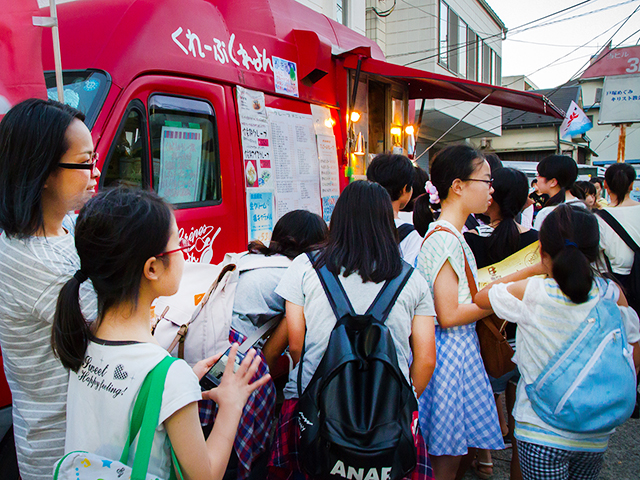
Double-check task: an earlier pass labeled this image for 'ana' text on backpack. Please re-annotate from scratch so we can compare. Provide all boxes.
[296,253,419,480]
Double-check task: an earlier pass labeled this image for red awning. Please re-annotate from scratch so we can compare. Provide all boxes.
[342,55,564,119]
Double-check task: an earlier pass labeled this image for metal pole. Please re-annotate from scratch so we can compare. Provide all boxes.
[50,0,64,103]
[617,124,626,162]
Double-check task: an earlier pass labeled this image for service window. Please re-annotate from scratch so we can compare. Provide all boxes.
[102,105,146,189]
[149,95,220,206]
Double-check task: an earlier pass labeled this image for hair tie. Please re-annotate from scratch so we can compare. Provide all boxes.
[73,270,88,283]
[564,240,578,248]
[425,180,440,204]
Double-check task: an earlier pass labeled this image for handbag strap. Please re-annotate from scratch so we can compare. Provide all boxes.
[120,356,180,480]
[423,225,478,298]
[595,209,640,252]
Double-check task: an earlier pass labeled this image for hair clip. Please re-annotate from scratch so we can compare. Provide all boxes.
[425,181,440,204]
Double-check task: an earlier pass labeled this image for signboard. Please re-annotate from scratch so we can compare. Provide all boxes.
[157,126,203,203]
[599,74,640,124]
[272,56,299,97]
[581,46,640,79]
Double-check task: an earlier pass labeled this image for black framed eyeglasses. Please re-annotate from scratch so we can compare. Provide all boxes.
[157,238,193,257]
[58,152,99,171]
[463,178,493,188]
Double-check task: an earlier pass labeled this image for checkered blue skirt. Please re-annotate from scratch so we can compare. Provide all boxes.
[418,324,504,456]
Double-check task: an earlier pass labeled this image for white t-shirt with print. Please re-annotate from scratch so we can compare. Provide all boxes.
[275,253,434,400]
[65,341,201,479]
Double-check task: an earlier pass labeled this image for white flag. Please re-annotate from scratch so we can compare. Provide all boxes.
[559,100,592,141]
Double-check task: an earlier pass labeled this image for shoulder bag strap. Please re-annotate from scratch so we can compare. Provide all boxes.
[365,262,414,323]
[397,223,416,243]
[595,209,640,252]
[238,316,280,354]
[423,225,477,298]
[121,356,179,480]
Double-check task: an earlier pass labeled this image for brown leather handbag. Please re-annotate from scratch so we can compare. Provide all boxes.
[424,225,516,378]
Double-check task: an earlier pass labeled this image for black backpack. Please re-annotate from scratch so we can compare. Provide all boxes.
[296,253,418,480]
[397,223,416,243]
[595,209,640,314]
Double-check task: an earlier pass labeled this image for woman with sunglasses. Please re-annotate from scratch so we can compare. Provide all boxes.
[0,98,101,480]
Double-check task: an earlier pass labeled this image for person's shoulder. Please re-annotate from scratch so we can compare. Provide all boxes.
[520,229,539,245]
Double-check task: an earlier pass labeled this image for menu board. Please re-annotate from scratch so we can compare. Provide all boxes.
[267,108,322,219]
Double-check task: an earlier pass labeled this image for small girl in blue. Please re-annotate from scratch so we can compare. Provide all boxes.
[475,204,640,480]
[416,145,504,479]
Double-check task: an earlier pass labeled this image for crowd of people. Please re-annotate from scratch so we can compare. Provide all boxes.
[0,98,638,480]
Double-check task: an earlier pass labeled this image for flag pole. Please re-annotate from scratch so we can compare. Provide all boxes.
[50,0,64,103]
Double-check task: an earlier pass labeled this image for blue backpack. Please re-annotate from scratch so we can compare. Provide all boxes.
[526,281,637,434]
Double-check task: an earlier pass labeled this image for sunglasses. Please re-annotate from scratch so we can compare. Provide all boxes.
[58,152,99,172]
[157,238,193,257]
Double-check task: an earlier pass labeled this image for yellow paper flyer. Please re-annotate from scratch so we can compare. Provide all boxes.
[477,241,541,289]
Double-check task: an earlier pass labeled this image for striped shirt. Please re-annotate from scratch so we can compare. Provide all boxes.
[0,232,97,480]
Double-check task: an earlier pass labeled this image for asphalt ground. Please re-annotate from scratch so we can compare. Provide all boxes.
[461,416,640,480]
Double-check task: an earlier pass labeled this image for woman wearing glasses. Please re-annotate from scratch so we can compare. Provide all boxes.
[416,145,504,480]
[0,98,100,480]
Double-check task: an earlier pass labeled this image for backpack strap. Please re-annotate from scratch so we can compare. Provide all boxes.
[121,356,180,479]
[595,209,640,252]
[306,252,357,321]
[397,223,416,243]
[365,261,414,322]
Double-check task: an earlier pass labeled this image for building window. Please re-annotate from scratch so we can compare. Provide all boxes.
[482,42,491,84]
[458,20,467,78]
[493,52,501,86]
[337,0,347,26]
[467,29,477,81]
[439,1,448,68]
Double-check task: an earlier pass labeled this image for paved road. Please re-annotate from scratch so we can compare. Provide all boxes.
[462,417,640,480]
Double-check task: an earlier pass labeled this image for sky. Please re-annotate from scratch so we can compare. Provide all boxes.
[486,0,640,89]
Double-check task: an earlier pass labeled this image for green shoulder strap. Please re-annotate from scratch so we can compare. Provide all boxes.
[120,356,184,480]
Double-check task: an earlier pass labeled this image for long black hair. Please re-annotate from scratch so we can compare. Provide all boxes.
[0,98,85,238]
[52,188,174,371]
[487,168,529,263]
[539,204,600,304]
[248,209,328,259]
[537,155,578,207]
[605,162,636,205]
[430,144,484,202]
[317,181,402,283]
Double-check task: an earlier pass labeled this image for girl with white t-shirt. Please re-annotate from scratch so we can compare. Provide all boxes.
[597,162,640,313]
[269,180,436,480]
[476,204,640,480]
[52,188,270,480]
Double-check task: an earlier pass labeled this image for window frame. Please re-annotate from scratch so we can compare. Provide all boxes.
[148,93,222,209]
[99,99,150,190]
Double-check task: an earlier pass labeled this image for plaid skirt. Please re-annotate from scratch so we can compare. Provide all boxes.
[418,324,504,456]
[268,399,434,480]
[199,328,276,480]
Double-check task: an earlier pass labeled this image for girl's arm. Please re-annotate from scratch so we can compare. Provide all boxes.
[166,346,270,480]
[409,315,436,397]
[432,260,492,328]
[286,301,306,365]
[262,316,289,376]
[615,290,640,373]
[474,262,544,309]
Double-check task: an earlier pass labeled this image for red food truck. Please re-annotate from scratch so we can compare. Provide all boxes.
[39,0,562,264]
[0,0,563,469]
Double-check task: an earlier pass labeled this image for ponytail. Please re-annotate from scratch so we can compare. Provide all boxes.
[551,242,594,304]
[52,273,92,372]
[539,204,600,304]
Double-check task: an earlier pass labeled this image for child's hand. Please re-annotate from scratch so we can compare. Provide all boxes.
[193,353,223,380]
[202,343,271,410]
